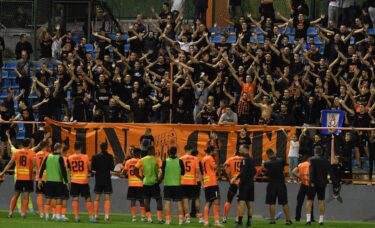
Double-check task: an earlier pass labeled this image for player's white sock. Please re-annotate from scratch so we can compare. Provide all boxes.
[319,215,324,223]
[306,214,311,222]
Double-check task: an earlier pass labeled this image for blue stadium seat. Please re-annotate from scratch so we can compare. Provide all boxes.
[9,71,17,79]
[85,44,94,52]
[307,27,318,36]
[226,35,237,44]
[4,61,17,70]
[122,34,129,40]
[2,70,8,79]
[108,34,116,40]
[72,34,83,43]
[279,27,294,35]
[124,44,130,53]
[212,35,222,43]
[249,36,255,43]
[10,80,19,89]
[108,46,113,52]
[3,78,11,87]
[314,37,323,45]
[255,27,263,34]
[225,26,236,33]
[17,130,25,139]
[369,28,375,35]
[34,63,41,70]
[0,90,7,99]
[350,36,355,45]
[92,53,97,59]
[257,35,265,44]
[288,35,295,43]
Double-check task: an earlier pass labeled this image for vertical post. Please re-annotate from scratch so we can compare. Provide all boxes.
[169,63,173,123]
[330,133,335,165]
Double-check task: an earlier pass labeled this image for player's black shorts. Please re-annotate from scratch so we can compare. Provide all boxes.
[127,186,143,201]
[35,181,45,194]
[63,184,70,199]
[45,181,65,199]
[182,185,200,199]
[15,180,34,193]
[94,182,113,194]
[143,184,161,199]
[227,184,238,200]
[204,185,220,202]
[238,183,254,202]
[266,182,288,205]
[70,183,91,198]
[164,186,183,201]
[307,185,326,201]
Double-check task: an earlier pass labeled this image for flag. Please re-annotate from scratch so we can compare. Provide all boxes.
[321,110,345,135]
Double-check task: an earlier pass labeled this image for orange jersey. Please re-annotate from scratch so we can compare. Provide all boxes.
[68,154,90,184]
[201,155,218,188]
[35,151,50,181]
[180,154,200,185]
[224,156,243,185]
[13,149,35,181]
[124,158,143,187]
[297,161,310,186]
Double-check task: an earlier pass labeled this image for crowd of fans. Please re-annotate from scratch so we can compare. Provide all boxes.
[0,1,374,171]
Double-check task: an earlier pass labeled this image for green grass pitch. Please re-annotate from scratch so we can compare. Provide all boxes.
[0,212,374,228]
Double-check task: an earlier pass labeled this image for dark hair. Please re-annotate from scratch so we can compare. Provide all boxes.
[22,138,31,147]
[133,148,141,157]
[205,146,215,153]
[74,141,82,150]
[302,154,310,162]
[163,2,169,7]
[40,141,48,149]
[54,143,63,151]
[191,150,198,156]
[148,146,156,155]
[266,148,275,158]
[184,144,193,151]
[100,141,108,151]
[314,146,323,156]
[169,146,177,156]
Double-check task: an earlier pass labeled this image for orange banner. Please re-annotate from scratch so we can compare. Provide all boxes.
[46,119,296,166]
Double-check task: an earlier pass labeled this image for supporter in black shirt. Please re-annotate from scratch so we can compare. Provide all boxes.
[197,102,218,124]
[14,99,34,138]
[236,128,252,152]
[15,34,33,59]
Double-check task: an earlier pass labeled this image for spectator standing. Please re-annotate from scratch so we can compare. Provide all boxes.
[228,0,242,23]
[260,0,275,22]
[139,128,155,158]
[15,34,33,60]
[0,35,4,82]
[193,0,208,25]
[14,51,34,99]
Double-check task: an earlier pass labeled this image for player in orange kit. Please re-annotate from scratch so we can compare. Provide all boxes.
[1,138,36,218]
[180,144,203,224]
[222,152,243,223]
[67,141,96,223]
[123,148,146,222]
[35,141,50,218]
[201,146,223,227]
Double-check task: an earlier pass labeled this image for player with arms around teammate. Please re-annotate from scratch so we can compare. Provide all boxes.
[68,141,95,223]
[233,144,256,228]
[35,141,50,218]
[159,147,185,225]
[263,149,292,225]
[38,143,69,221]
[222,149,243,223]
[91,141,115,221]
[180,144,203,224]
[306,146,332,226]
[1,138,36,218]
[201,146,223,227]
[134,146,164,224]
[122,148,146,222]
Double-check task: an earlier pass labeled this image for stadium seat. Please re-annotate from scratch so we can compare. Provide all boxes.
[249,36,255,43]
[369,28,375,35]
[122,34,129,40]
[34,63,41,70]
[2,70,8,79]
[224,26,235,33]
[314,37,323,45]
[226,35,237,44]
[255,27,263,35]
[350,36,355,45]
[108,34,116,40]
[307,27,318,36]
[257,35,265,44]
[212,35,222,43]
[3,78,11,87]
[85,44,94,52]
[92,53,97,59]
[4,61,16,70]
[288,35,295,43]
[124,44,130,53]
[0,90,7,99]
[279,27,294,35]
[72,34,83,43]
[9,71,17,79]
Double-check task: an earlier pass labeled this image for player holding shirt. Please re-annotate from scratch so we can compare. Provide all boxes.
[180,144,203,224]
[222,152,243,223]
[134,146,164,224]
[35,141,50,218]
[123,148,146,222]
[68,141,95,223]
[1,138,36,218]
[201,146,223,227]
[160,147,185,225]
[38,143,69,221]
